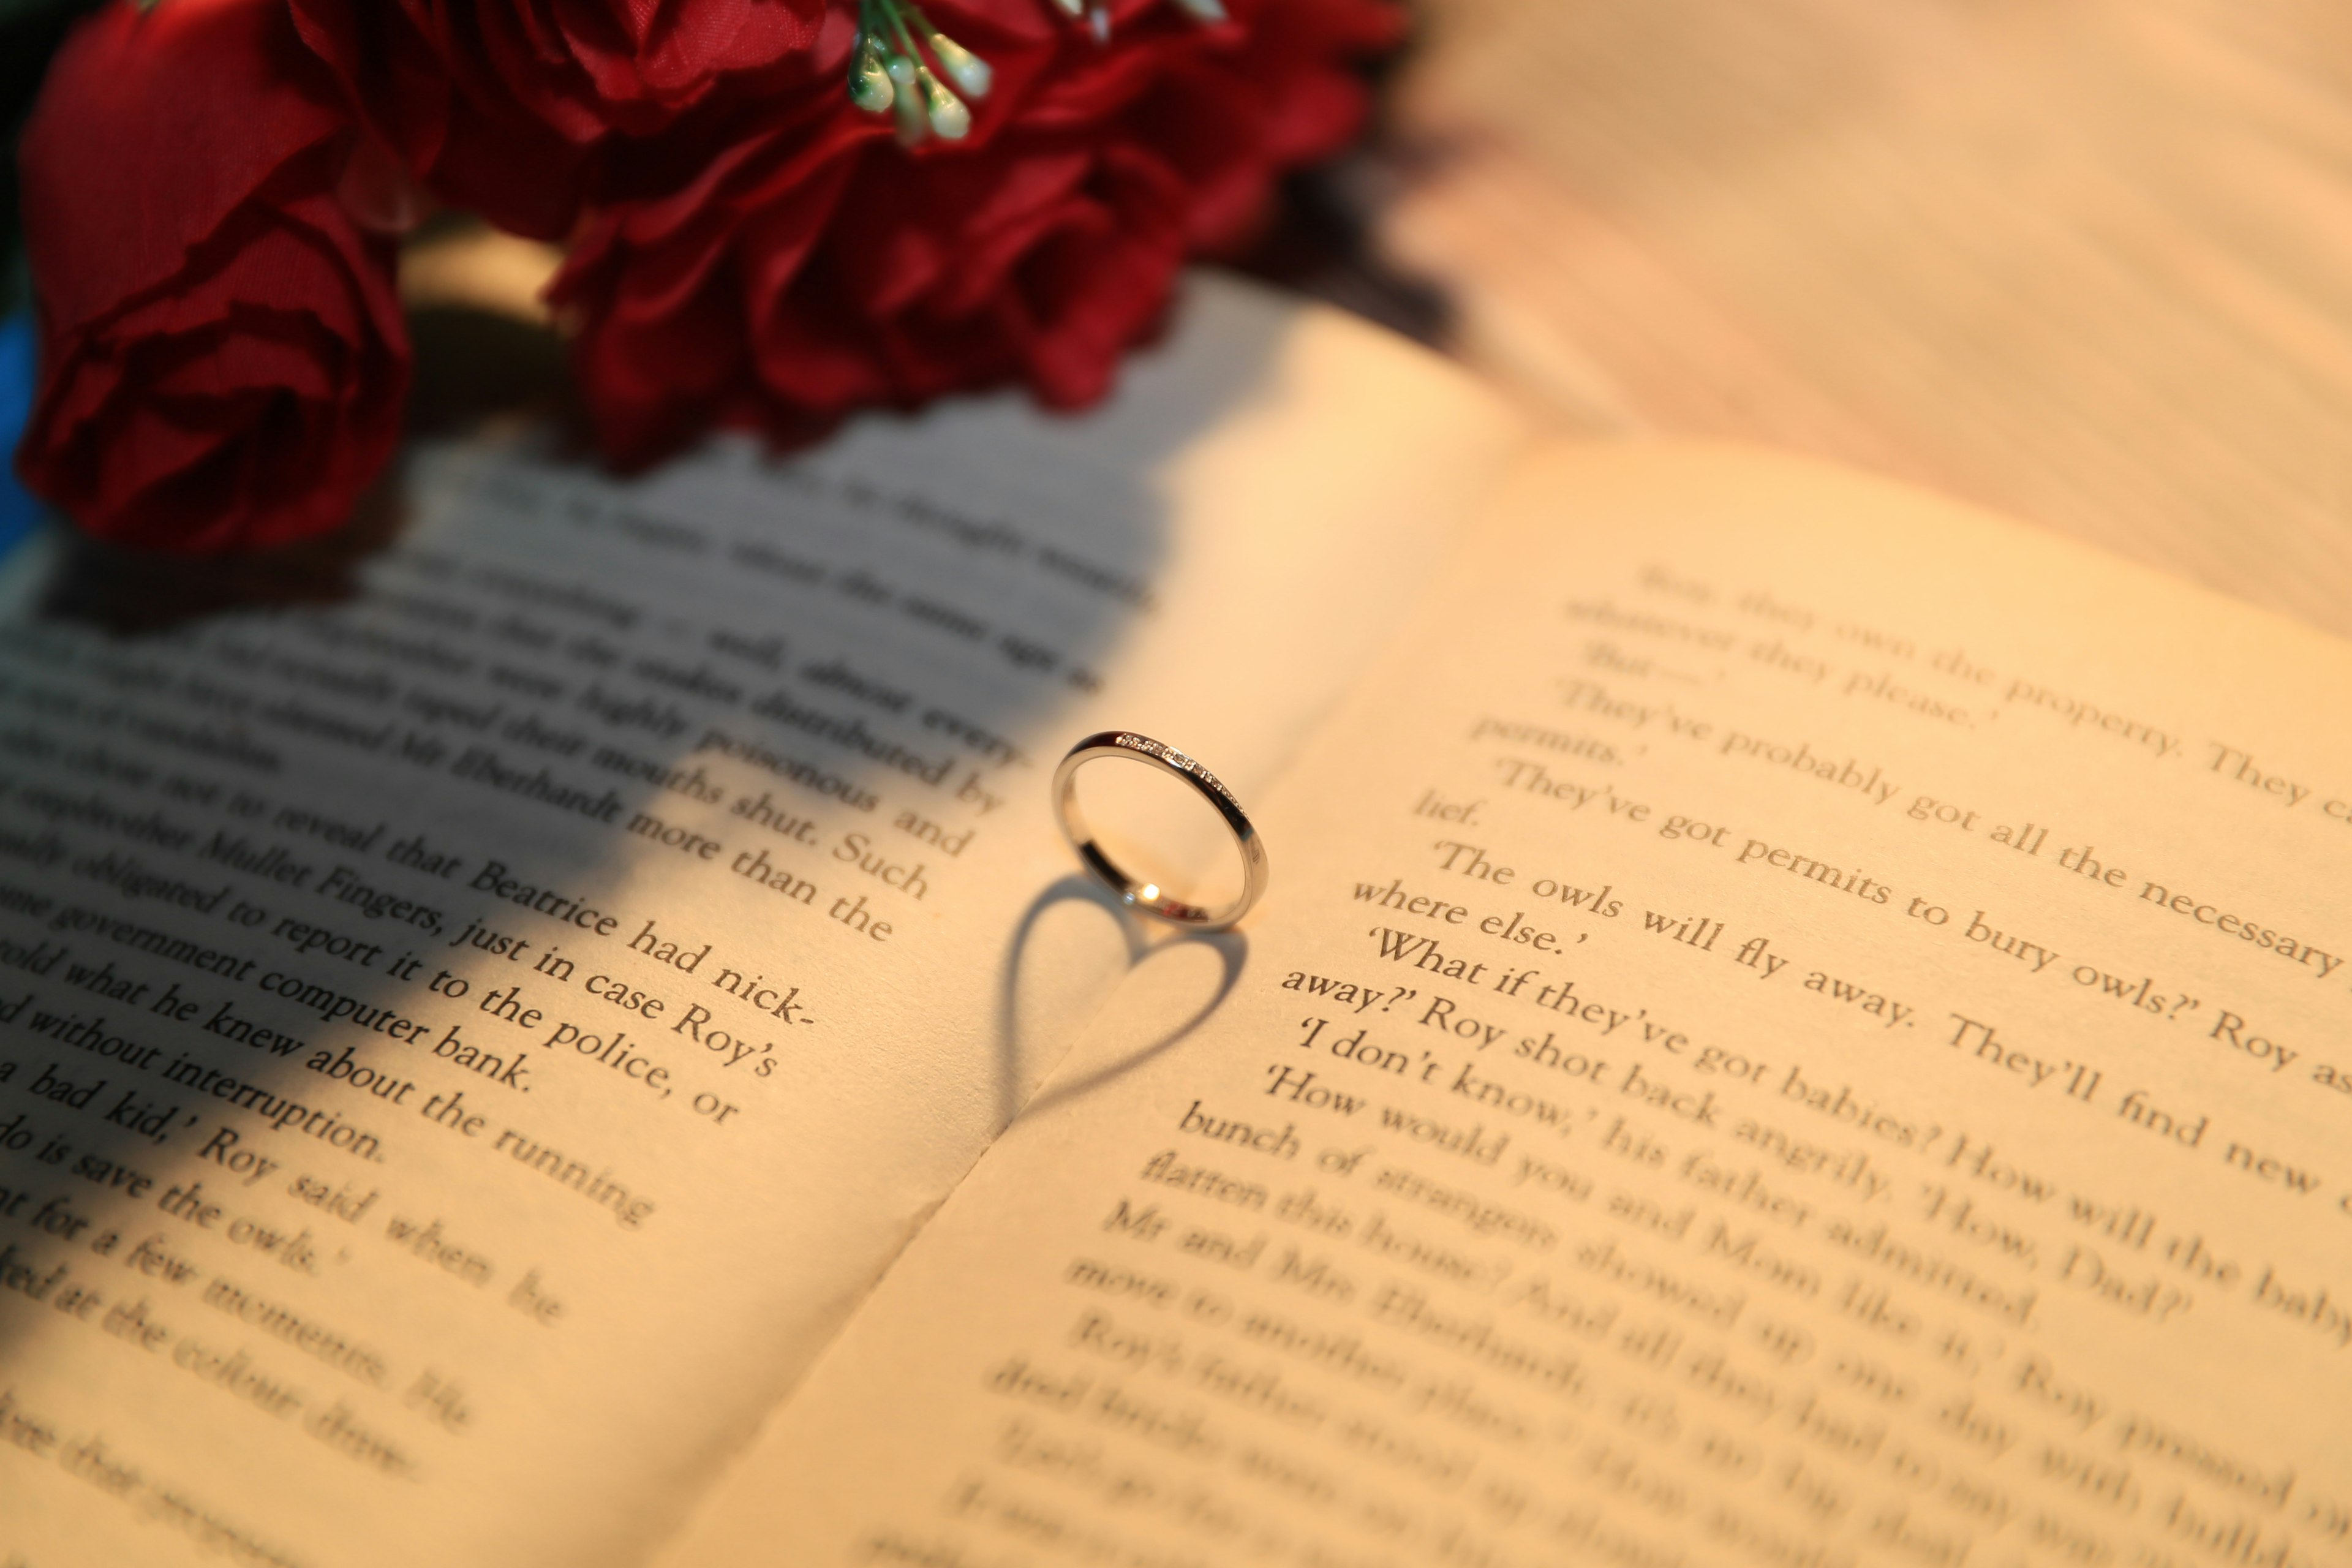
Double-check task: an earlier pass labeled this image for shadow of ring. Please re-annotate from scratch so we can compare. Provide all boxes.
[994,873,1249,1125]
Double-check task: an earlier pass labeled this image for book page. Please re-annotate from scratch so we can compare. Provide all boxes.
[677,443,2352,1568]
[0,275,1523,1568]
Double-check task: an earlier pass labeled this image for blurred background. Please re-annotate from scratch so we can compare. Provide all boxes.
[1265,0,2352,641]
[1279,1,2352,644]
[8,0,2352,631]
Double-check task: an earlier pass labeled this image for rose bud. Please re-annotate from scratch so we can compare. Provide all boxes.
[15,0,412,555]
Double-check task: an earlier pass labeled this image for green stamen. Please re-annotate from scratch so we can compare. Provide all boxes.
[850,34,895,112]
[847,0,1225,119]
[849,0,985,141]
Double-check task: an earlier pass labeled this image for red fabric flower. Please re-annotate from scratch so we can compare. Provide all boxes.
[289,0,827,239]
[553,0,1401,467]
[15,0,411,554]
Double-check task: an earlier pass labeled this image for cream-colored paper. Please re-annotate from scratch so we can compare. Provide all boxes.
[677,445,2352,1568]
[0,276,1522,1567]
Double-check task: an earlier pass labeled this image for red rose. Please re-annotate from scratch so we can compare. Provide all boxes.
[1135,0,1401,249]
[289,0,827,239]
[554,0,1400,467]
[15,0,410,554]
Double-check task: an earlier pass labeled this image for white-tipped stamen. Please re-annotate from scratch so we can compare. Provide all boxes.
[1170,0,1227,19]
[850,37,895,112]
[925,29,993,99]
[1088,4,1110,42]
[886,53,928,143]
[921,67,972,139]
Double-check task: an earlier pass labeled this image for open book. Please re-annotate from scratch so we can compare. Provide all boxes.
[2,276,2346,1568]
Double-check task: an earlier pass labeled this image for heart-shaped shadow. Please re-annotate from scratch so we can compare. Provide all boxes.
[993,873,1248,1124]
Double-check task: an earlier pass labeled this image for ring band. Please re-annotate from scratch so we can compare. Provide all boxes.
[1052,731,1269,930]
